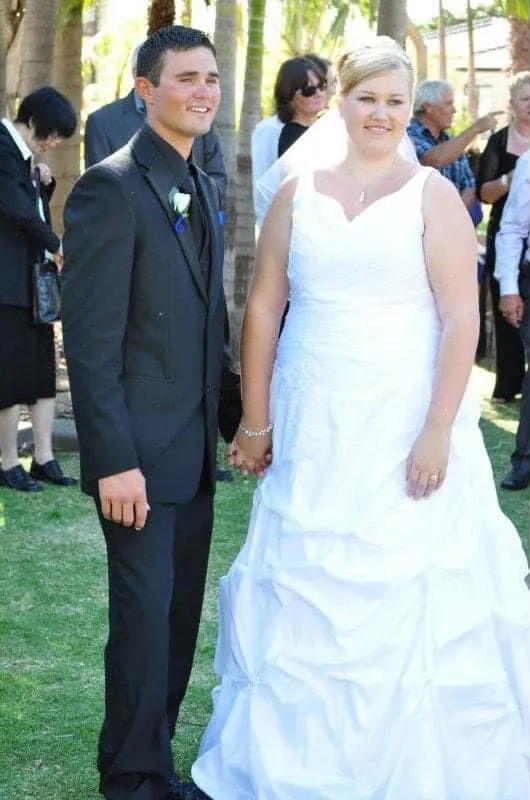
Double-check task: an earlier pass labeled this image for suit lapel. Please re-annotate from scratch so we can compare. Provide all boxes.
[134,131,208,306]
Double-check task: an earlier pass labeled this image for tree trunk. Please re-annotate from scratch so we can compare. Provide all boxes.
[466,0,478,121]
[0,3,7,115]
[1,0,24,117]
[438,0,447,80]
[508,16,530,73]
[226,0,267,357]
[214,0,238,180]
[46,2,83,235]
[147,0,175,37]
[19,0,59,97]
[406,18,427,83]
[376,0,406,48]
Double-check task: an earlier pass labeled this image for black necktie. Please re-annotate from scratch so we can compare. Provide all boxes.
[181,171,205,257]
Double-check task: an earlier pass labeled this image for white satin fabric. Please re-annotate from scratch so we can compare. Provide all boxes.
[193,168,530,800]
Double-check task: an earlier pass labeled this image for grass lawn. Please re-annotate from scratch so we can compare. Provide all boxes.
[0,363,528,800]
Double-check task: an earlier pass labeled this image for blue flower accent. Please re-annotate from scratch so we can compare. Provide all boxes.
[218,210,225,226]
[173,215,186,234]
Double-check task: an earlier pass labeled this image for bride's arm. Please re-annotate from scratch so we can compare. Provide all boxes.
[407,171,480,499]
[227,177,295,475]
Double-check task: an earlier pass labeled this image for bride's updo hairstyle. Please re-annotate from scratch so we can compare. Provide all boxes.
[337,37,414,99]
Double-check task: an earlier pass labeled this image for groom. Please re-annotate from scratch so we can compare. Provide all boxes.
[62,26,237,800]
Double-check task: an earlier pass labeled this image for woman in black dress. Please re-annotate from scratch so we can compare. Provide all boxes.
[275,57,327,157]
[477,72,530,402]
[0,87,77,491]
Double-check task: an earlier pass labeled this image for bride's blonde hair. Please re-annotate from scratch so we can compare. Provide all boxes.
[338,37,414,98]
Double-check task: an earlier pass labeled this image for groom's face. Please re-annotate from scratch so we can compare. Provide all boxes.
[137,46,221,151]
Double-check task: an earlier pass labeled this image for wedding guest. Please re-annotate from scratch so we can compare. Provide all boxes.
[251,54,331,212]
[495,148,530,491]
[477,72,530,403]
[62,26,239,800]
[0,87,77,492]
[191,39,529,800]
[276,56,327,157]
[407,79,500,211]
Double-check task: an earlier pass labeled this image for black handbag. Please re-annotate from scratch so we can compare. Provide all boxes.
[31,165,61,324]
[32,259,61,324]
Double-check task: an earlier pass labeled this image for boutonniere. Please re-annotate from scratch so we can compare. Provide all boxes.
[168,186,191,234]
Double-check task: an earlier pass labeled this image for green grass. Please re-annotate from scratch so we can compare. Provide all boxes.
[0,363,528,799]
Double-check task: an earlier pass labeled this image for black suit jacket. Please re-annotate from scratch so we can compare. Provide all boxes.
[62,126,234,503]
[84,91,228,203]
[0,123,60,307]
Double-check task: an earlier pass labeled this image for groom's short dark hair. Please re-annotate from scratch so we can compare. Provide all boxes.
[136,25,216,87]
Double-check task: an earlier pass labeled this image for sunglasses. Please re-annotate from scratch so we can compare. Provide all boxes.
[300,80,328,98]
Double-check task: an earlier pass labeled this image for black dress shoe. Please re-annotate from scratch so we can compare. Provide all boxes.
[29,458,77,486]
[500,467,530,491]
[167,778,211,800]
[215,464,233,482]
[0,464,43,492]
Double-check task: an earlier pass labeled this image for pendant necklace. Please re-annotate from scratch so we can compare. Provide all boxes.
[358,154,399,204]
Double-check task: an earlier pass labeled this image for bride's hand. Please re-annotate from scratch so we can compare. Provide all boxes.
[406,425,451,499]
[225,430,272,478]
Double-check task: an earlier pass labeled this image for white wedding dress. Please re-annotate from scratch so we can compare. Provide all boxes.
[192,168,530,800]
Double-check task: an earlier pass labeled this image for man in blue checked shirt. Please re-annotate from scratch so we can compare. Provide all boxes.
[408,79,500,212]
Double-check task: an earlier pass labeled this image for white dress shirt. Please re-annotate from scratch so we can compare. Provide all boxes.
[495,149,530,297]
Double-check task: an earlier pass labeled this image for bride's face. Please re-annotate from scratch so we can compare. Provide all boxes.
[339,70,411,157]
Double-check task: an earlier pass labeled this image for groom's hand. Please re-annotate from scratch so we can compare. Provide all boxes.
[98,468,150,531]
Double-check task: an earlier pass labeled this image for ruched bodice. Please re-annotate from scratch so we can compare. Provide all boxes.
[193,167,530,800]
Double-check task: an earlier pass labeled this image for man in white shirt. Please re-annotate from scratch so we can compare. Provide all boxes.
[495,149,530,490]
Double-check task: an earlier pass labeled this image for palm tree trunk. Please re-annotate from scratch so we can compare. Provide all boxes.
[376,0,406,48]
[508,16,530,73]
[438,0,447,80]
[214,0,238,179]
[406,18,428,83]
[227,0,267,356]
[147,0,175,37]
[466,0,478,121]
[19,0,59,97]
[46,2,83,235]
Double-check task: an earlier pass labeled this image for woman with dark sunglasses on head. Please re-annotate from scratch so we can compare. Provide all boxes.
[275,57,327,157]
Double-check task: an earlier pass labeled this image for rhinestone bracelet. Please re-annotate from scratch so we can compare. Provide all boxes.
[238,422,273,438]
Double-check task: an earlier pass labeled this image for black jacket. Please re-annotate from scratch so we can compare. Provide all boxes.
[0,122,59,307]
[62,126,237,502]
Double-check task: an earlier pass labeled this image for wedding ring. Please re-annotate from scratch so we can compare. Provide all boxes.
[428,474,438,483]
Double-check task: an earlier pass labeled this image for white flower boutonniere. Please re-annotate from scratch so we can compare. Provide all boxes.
[168,187,191,234]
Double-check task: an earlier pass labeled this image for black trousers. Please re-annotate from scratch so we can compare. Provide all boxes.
[96,489,214,800]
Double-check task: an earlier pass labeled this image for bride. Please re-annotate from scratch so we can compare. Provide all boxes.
[192,40,530,800]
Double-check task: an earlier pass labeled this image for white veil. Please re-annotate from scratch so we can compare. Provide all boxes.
[254,108,418,226]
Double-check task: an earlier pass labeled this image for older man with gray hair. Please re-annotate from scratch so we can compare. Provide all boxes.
[407,79,500,211]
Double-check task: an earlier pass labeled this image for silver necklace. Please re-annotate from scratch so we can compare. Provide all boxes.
[357,155,399,204]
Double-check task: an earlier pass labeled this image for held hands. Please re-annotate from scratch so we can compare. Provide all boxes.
[98,468,150,531]
[406,425,451,500]
[499,294,524,328]
[225,427,272,478]
[53,247,64,272]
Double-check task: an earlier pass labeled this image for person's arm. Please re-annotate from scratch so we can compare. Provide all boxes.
[226,177,294,475]
[406,172,480,499]
[495,154,529,327]
[417,112,500,170]
[199,127,228,206]
[0,144,60,253]
[83,112,113,169]
[62,166,148,529]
